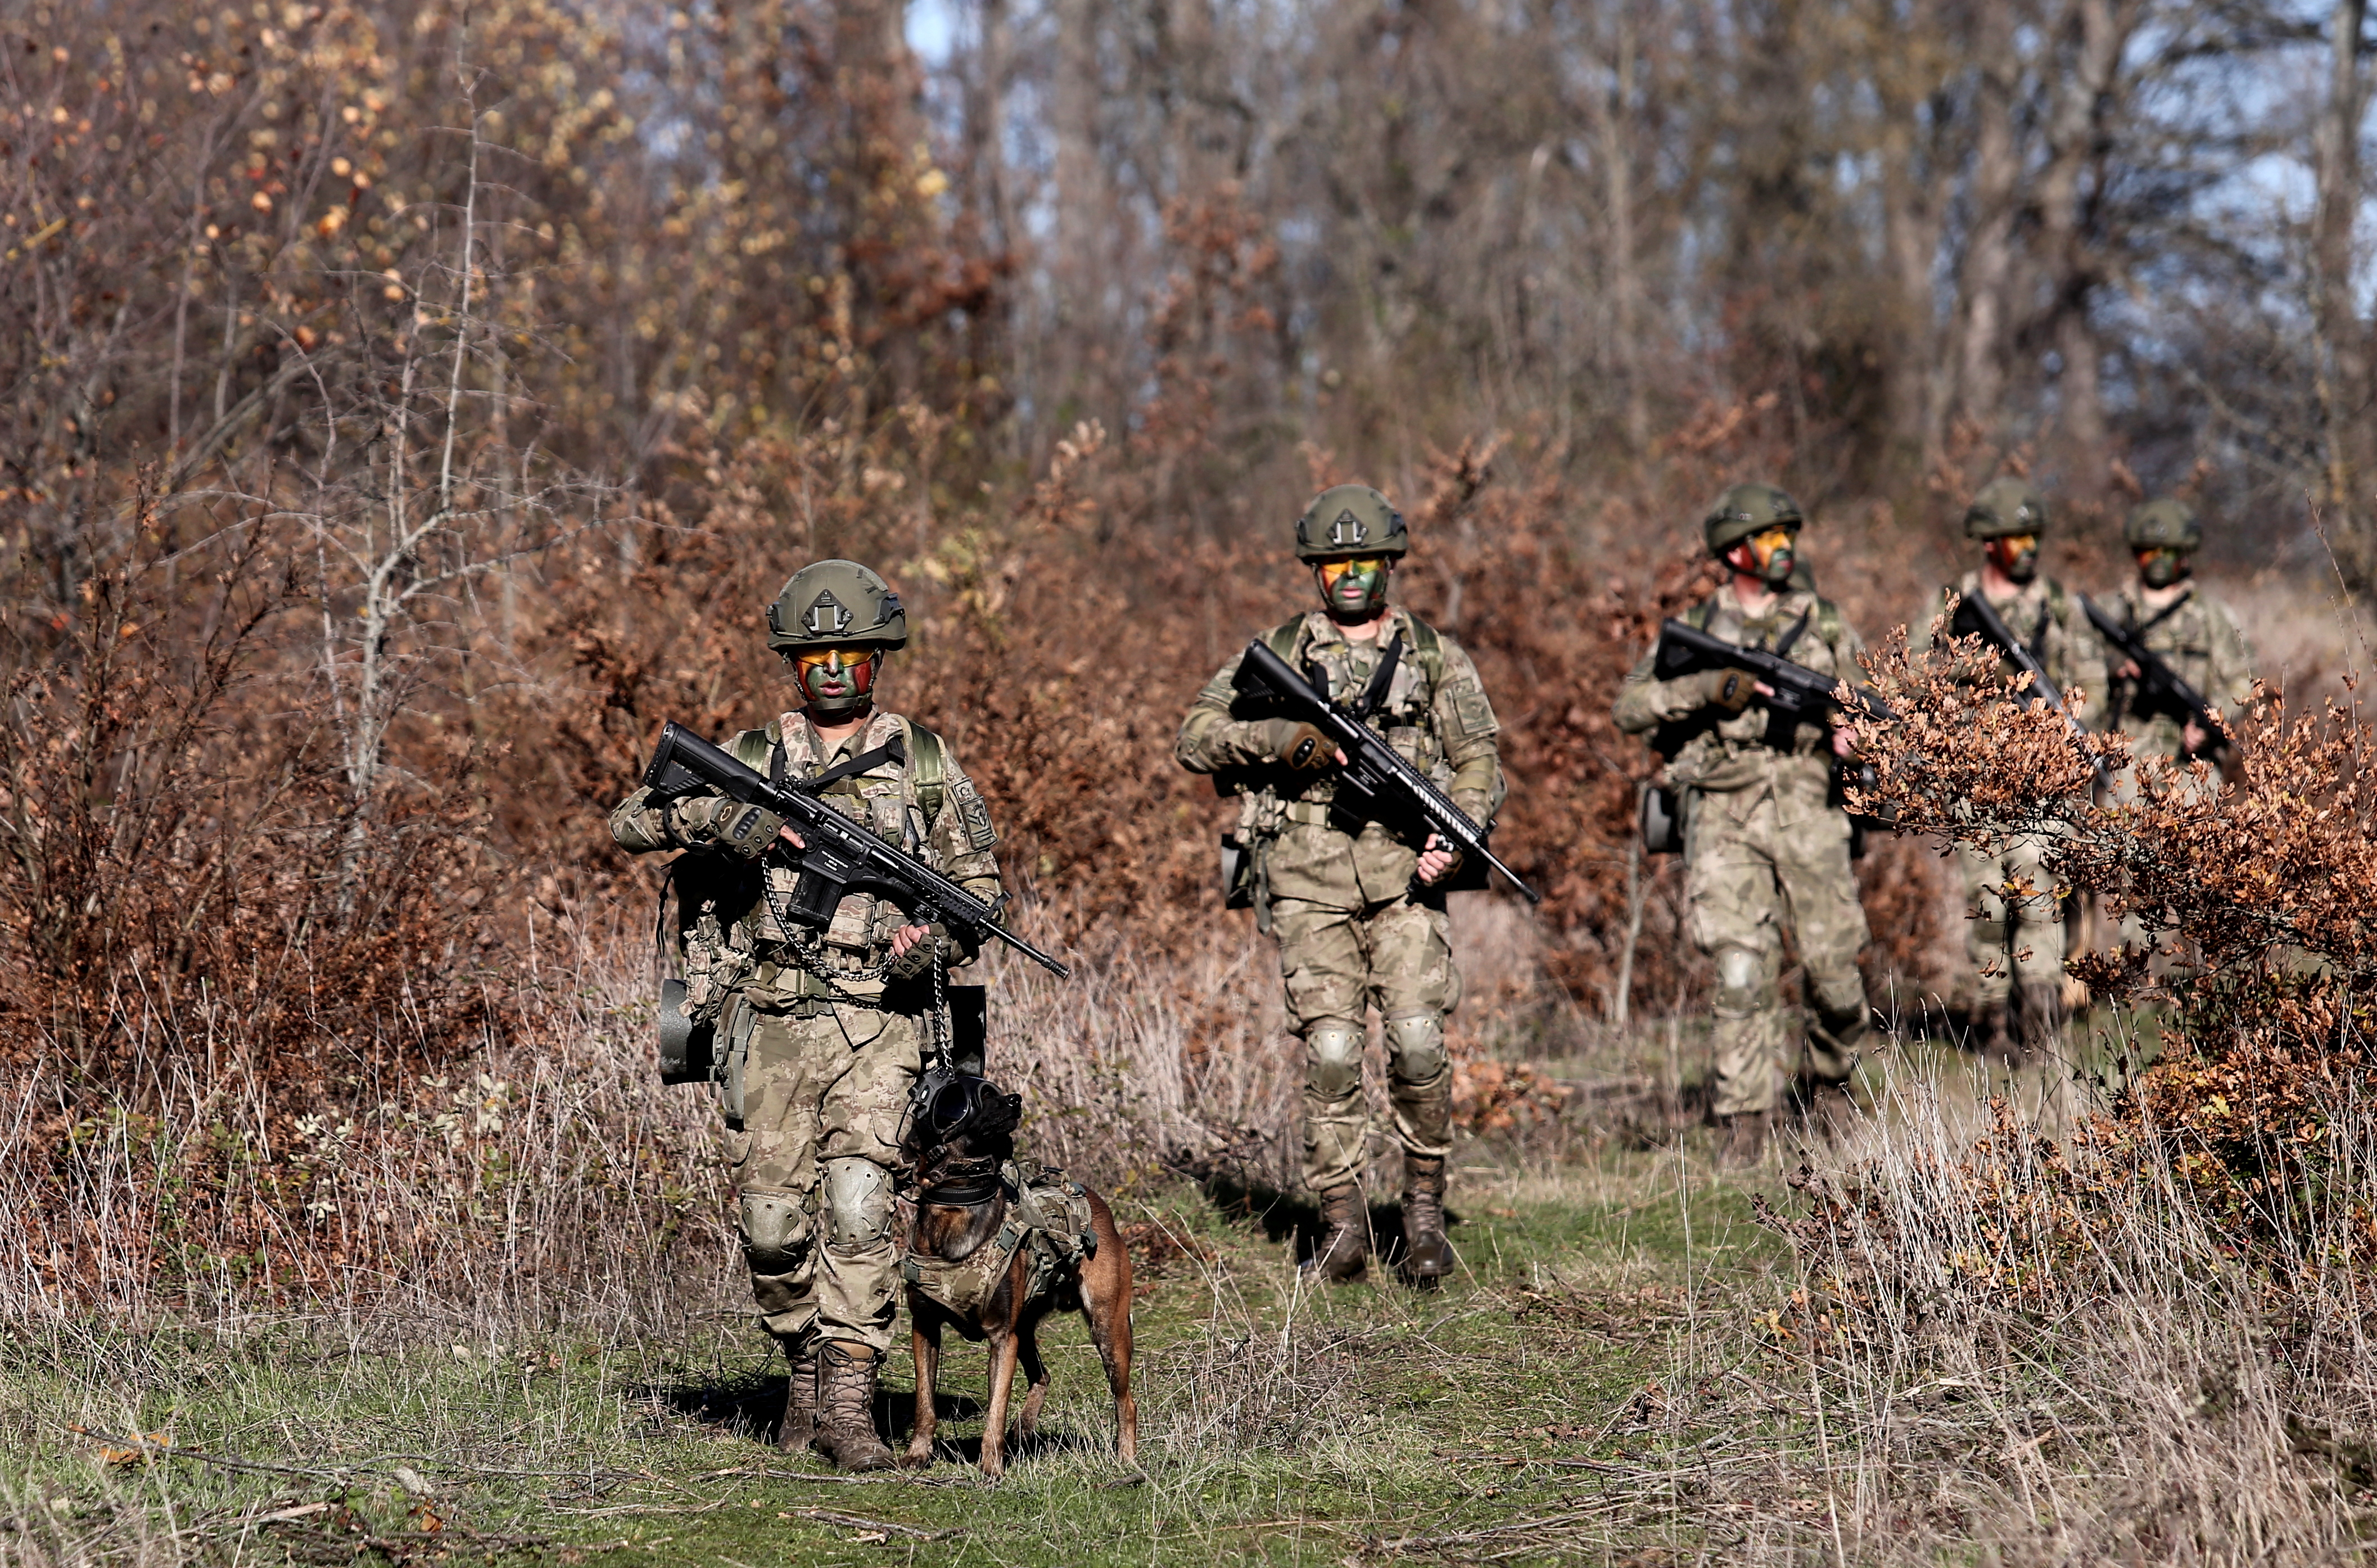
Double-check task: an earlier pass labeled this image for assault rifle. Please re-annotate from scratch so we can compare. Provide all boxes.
[2080,594,2227,757]
[640,721,1070,978]
[1651,618,1897,730]
[1231,638,1542,904]
[1947,590,2089,742]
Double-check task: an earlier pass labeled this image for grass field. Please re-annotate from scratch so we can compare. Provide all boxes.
[1,1114,1822,1567]
[9,1007,2374,1566]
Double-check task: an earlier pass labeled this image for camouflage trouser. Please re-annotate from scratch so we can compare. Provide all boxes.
[720,1000,921,1353]
[1271,894,1460,1193]
[1955,832,2066,1005]
[1684,788,1869,1118]
[2101,758,2217,969]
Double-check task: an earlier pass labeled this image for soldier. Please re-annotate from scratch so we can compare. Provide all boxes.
[1929,478,2108,1056]
[608,561,1008,1471]
[1614,483,1874,1169]
[1175,485,1505,1286]
[2099,498,2256,954]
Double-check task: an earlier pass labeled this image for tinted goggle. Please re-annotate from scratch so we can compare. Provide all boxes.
[788,647,881,677]
[1746,525,1797,553]
[1994,532,2040,554]
[1316,557,1390,585]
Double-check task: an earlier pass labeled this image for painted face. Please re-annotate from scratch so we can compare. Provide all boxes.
[1733,524,1798,587]
[2136,545,2190,590]
[1987,532,2040,584]
[1314,555,1391,618]
[789,646,882,718]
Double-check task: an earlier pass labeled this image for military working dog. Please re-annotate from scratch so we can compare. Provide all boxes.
[897,1072,1136,1480]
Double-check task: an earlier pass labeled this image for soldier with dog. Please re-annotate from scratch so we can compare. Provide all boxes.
[610,559,1009,1472]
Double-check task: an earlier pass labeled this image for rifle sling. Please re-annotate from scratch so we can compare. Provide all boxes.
[788,735,909,796]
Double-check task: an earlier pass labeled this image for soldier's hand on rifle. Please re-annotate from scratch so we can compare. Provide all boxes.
[1415,834,1462,887]
[675,797,788,858]
[1259,719,1339,773]
[1831,724,1859,759]
[2182,717,2210,755]
[884,922,939,978]
[1696,667,1760,713]
[777,824,806,851]
[2115,657,2143,681]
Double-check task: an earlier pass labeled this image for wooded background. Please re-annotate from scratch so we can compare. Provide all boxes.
[2,0,2368,1133]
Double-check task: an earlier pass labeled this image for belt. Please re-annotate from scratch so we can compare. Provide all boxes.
[1282,799,1342,826]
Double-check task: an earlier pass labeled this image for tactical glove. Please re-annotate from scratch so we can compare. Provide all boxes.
[1257,719,1337,773]
[1696,667,1756,713]
[883,922,955,981]
[674,796,787,858]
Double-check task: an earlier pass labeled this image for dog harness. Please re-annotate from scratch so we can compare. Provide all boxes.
[901,1160,1099,1317]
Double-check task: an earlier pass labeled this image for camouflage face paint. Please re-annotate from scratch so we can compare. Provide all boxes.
[1314,556,1390,618]
[2136,545,2189,590]
[1987,532,2040,585]
[1742,525,1797,587]
[790,647,882,717]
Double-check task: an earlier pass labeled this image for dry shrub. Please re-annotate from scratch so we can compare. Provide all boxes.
[1850,617,2375,1264]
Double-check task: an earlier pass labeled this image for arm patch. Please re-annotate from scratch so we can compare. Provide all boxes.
[950,774,999,851]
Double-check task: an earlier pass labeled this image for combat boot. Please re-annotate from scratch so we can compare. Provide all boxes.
[1975,1000,2015,1061]
[1305,1184,1370,1283]
[1806,1082,1858,1144]
[774,1331,818,1454]
[1400,1155,1454,1289]
[812,1340,893,1472]
[2017,980,2067,1059]
[1716,1111,1769,1171]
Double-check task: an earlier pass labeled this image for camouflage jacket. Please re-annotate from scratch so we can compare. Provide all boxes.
[1614,585,1864,813]
[2100,584,2255,759]
[609,708,1005,1013]
[1175,605,1505,910]
[1926,571,2109,730]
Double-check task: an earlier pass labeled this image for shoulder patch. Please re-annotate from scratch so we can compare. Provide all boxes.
[948,772,998,852]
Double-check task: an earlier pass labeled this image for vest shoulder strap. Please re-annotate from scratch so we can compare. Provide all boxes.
[1263,617,1305,661]
[1402,613,1447,683]
[906,720,948,824]
[729,726,775,772]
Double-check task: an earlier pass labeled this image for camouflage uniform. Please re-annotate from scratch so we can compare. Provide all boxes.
[1176,605,1504,1194]
[1615,586,1872,1118]
[2099,583,2253,954]
[609,708,1005,1353]
[2100,585,2254,767]
[1927,572,2108,1007]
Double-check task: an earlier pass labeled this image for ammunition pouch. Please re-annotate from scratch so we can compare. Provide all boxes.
[657,977,718,1086]
[1639,781,1683,857]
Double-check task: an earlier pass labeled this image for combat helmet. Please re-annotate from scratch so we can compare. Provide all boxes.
[1964,478,2049,540]
[2123,498,2202,552]
[1702,483,1804,557]
[1294,485,1408,561]
[766,559,909,651]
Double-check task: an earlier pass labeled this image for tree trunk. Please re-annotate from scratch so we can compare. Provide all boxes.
[2315,0,2371,577]
[1950,3,2019,448]
[2031,0,2130,472]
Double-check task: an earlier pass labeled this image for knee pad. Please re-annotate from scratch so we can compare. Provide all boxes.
[820,1158,895,1250]
[739,1190,813,1276]
[1815,1001,1875,1052]
[1384,1015,1447,1083]
[1711,947,1769,1020]
[1304,1022,1366,1101]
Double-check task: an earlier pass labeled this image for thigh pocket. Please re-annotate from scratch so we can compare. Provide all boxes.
[718,996,759,1129]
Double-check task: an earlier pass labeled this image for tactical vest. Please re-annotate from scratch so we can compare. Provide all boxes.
[900,1163,1100,1317]
[667,719,955,1023]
